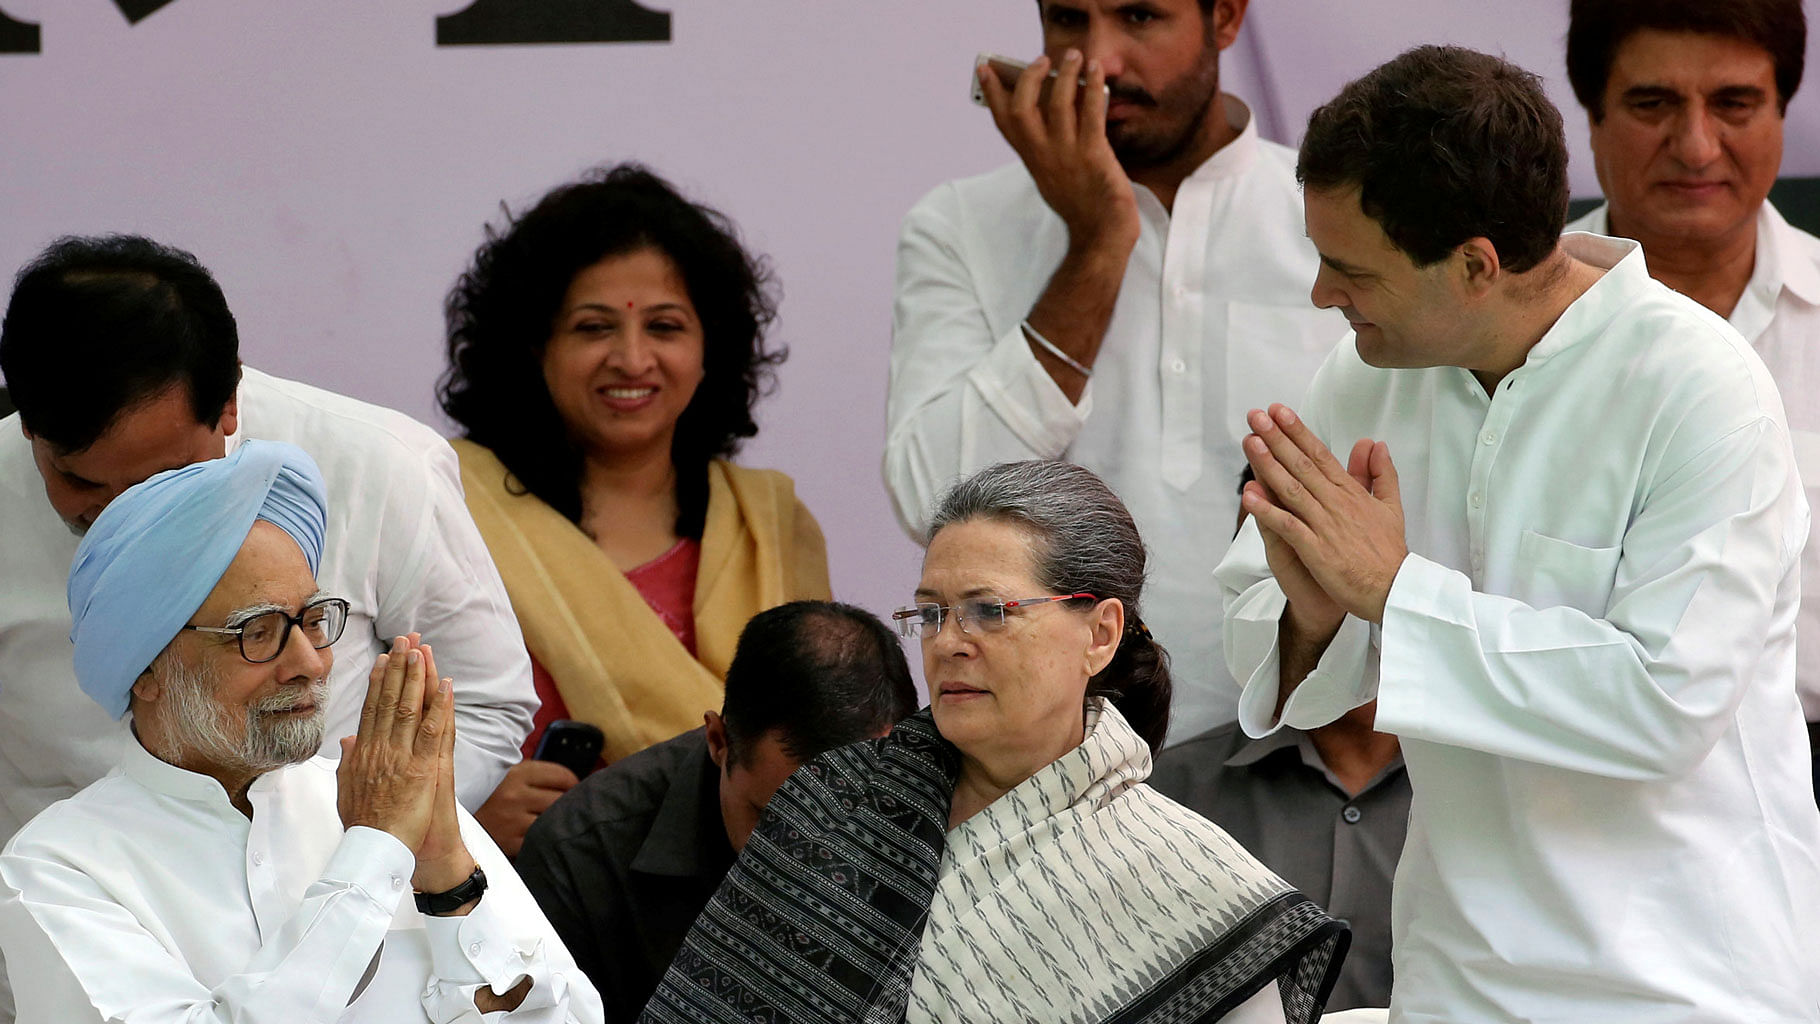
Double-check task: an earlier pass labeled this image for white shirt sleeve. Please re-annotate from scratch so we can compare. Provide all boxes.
[1216,528,1380,739]
[883,187,1092,538]
[416,810,602,1023]
[1377,417,1799,780]
[0,826,410,1024]
[1213,375,1379,738]
[371,440,535,807]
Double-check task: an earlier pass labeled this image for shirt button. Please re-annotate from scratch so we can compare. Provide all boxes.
[1173,284,1188,300]
[1170,359,1187,374]
[1342,805,1363,825]
[391,875,404,891]
[469,942,483,956]
[1469,492,1484,509]
[1480,430,1497,445]
[251,852,264,866]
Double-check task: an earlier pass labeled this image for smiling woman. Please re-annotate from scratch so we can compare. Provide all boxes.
[645,461,1348,1024]
[437,165,830,856]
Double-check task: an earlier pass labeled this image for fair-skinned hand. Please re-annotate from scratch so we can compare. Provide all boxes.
[474,757,580,859]
[338,635,453,861]
[1241,404,1408,624]
[977,50,1140,255]
[405,643,477,895]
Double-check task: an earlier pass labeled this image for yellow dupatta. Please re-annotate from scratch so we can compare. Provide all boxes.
[452,440,830,763]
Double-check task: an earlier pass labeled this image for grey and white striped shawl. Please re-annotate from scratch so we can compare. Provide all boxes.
[641,701,1347,1024]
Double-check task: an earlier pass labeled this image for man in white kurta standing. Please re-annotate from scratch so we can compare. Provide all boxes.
[1560,0,1820,746]
[885,0,1341,741]
[1216,45,1820,1022]
[0,440,599,1022]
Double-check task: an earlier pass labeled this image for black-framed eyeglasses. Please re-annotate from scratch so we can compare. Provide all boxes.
[183,597,350,664]
[891,592,1096,639]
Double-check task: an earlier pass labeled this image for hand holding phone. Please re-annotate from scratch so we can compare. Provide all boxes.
[971,52,1108,109]
[968,50,1138,254]
[533,719,605,780]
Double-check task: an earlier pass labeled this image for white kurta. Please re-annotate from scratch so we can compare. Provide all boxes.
[0,367,535,836]
[1568,201,1820,720]
[885,96,1344,742]
[1216,235,1820,1023]
[0,742,601,1022]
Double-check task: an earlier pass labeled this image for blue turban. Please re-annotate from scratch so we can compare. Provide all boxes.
[66,440,329,718]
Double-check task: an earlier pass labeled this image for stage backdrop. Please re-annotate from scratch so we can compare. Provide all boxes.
[5,1,1818,677]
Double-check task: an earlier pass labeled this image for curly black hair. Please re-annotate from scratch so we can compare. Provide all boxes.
[439,164,784,538]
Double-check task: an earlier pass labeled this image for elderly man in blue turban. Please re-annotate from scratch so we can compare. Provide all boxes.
[0,441,602,1023]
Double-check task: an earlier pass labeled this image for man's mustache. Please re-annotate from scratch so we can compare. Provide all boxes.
[1107,83,1157,107]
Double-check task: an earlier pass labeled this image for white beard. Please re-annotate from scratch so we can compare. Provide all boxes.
[160,658,328,776]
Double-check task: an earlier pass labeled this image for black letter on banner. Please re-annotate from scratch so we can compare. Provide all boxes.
[0,6,39,54]
[113,0,180,24]
[436,0,671,46]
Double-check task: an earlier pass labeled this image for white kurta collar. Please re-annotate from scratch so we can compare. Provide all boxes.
[1133,94,1260,211]
[1524,234,1649,368]
[117,729,291,819]
[118,731,238,807]
[1730,202,1814,343]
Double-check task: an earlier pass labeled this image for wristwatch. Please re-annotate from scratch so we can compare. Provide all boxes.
[415,864,487,916]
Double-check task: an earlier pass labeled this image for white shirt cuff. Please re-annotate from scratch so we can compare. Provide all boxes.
[1375,553,1465,734]
[421,894,556,1021]
[326,826,416,913]
[1276,613,1376,730]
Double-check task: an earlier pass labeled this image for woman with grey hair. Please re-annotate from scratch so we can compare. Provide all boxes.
[643,461,1348,1024]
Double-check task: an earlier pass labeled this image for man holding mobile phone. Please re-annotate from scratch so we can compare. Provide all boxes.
[885,0,1342,743]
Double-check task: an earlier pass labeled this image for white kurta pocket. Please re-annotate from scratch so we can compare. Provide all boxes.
[1515,529,1622,616]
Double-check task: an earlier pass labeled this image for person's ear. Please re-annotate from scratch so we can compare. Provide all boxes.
[1211,0,1250,51]
[1084,597,1125,678]
[704,710,730,773]
[130,667,163,705]
[1458,237,1502,298]
[214,392,240,439]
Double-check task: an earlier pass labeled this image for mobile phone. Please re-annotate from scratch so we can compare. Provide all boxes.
[971,52,1108,108]
[534,719,605,779]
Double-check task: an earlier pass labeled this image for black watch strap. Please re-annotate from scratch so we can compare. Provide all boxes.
[415,864,487,915]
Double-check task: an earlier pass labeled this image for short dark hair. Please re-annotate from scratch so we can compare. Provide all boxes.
[1567,0,1806,120]
[0,235,241,452]
[720,601,918,767]
[439,164,783,538]
[1298,45,1569,275]
[1035,0,1218,18]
